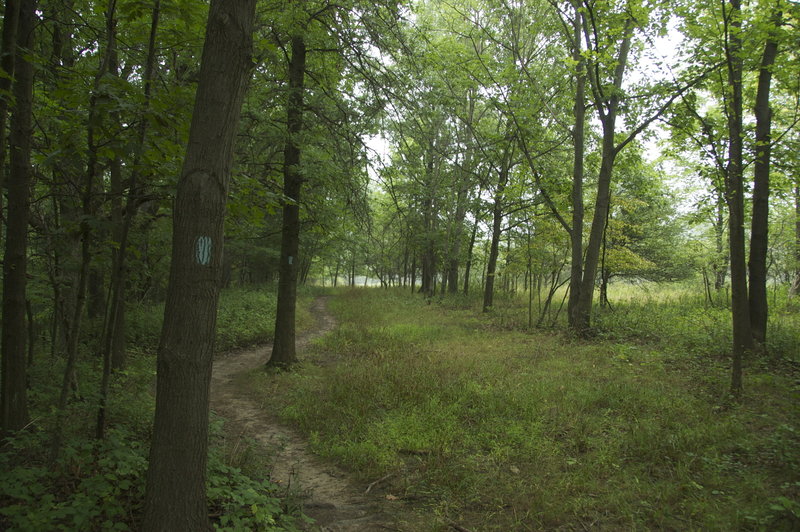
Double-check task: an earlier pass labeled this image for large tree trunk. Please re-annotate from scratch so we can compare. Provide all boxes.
[726,0,753,398]
[0,0,20,198]
[1,0,34,435]
[267,33,306,369]
[0,0,20,260]
[141,1,254,529]
[748,8,780,347]
[567,1,586,329]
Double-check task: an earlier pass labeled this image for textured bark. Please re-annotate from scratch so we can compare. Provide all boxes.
[1,0,34,435]
[725,0,753,397]
[0,0,20,197]
[141,0,254,529]
[748,7,780,347]
[567,1,586,328]
[267,33,306,369]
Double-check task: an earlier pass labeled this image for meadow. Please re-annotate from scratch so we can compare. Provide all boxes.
[252,285,800,531]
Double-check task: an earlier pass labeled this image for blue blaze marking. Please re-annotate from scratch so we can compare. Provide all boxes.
[196,236,212,265]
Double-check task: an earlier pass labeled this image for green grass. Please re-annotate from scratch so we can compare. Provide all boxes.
[126,286,315,353]
[252,287,800,531]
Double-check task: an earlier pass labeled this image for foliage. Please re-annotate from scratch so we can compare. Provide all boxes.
[126,288,295,353]
[0,287,307,530]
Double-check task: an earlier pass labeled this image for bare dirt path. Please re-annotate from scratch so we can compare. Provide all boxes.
[210,297,425,531]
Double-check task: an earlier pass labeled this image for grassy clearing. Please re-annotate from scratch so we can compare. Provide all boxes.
[446,281,799,362]
[253,288,800,531]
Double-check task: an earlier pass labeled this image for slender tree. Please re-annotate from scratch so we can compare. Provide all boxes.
[725,0,753,397]
[748,2,782,347]
[267,31,307,369]
[142,0,255,528]
[567,0,586,329]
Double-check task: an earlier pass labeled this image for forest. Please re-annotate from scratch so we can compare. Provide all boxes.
[0,0,799,530]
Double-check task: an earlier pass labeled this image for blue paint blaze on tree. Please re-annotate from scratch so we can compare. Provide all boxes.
[195,236,212,265]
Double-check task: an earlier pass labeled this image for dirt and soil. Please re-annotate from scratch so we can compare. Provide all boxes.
[209,297,428,531]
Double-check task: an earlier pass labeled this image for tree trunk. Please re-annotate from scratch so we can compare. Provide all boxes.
[567,1,586,329]
[713,194,728,290]
[267,33,306,369]
[483,163,509,312]
[725,0,753,398]
[463,214,479,295]
[96,0,121,439]
[0,0,20,200]
[1,0,33,435]
[106,0,161,374]
[142,1,254,529]
[791,185,800,296]
[748,8,780,347]
[410,254,416,292]
[572,19,632,335]
[51,0,118,459]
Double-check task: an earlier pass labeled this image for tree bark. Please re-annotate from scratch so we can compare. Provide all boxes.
[748,6,780,347]
[141,1,254,529]
[267,33,306,369]
[567,1,586,328]
[0,0,20,198]
[1,0,34,435]
[725,0,753,398]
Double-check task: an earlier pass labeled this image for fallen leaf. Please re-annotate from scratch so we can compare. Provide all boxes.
[385,494,399,501]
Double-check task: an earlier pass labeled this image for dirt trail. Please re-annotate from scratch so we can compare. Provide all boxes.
[210,297,423,531]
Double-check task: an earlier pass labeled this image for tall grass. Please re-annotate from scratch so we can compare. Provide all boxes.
[253,288,800,531]
[458,279,799,361]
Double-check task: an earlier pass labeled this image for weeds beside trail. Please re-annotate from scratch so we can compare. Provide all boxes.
[253,288,800,531]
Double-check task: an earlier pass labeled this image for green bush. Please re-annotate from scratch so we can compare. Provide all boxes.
[126,287,281,353]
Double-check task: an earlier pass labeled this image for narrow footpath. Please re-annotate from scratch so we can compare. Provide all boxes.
[209,297,426,531]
